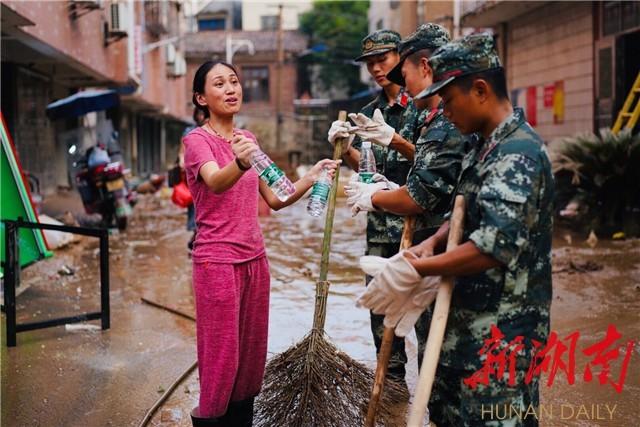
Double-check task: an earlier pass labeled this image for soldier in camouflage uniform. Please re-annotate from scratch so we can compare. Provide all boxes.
[327,29,420,383]
[359,34,554,426]
[346,24,471,361]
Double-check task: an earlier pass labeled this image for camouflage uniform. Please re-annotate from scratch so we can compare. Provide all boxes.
[353,29,421,380]
[417,34,554,427]
[407,106,472,245]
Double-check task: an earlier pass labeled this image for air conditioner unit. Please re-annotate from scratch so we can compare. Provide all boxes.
[168,53,187,77]
[110,2,129,36]
[165,44,176,65]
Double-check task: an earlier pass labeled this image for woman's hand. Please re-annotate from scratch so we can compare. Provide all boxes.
[408,237,436,259]
[231,134,259,169]
[303,159,341,184]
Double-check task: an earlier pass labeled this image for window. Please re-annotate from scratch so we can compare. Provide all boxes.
[261,15,278,31]
[598,47,612,99]
[376,19,383,30]
[243,67,270,102]
[198,18,225,31]
[602,1,640,36]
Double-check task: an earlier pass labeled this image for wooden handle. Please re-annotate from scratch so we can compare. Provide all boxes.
[365,216,415,427]
[318,109,347,283]
[313,111,348,333]
[407,195,465,427]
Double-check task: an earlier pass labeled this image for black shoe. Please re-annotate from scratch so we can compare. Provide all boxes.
[191,406,224,426]
[222,397,254,427]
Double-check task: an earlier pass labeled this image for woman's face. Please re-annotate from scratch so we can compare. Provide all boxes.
[197,64,243,117]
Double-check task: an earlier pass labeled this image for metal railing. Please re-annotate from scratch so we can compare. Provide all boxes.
[2,220,110,347]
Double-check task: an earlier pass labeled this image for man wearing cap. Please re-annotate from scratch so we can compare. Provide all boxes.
[346,24,471,358]
[359,34,554,426]
[327,29,420,385]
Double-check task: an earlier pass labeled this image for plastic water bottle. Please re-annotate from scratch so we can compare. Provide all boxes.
[358,141,376,183]
[250,150,296,202]
[307,168,332,217]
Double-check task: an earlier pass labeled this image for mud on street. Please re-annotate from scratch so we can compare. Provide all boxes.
[2,191,639,427]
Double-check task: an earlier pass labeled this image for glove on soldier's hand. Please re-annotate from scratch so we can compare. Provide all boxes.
[371,173,400,190]
[382,276,439,337]
[348,109,395,147]
[327,120,356,154]
[344,174,387,216]
[357,251,423,315]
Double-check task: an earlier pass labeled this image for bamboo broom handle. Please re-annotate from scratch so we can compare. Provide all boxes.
[365,216,416,427]
[312,110,347,333]
[407,195,466,427]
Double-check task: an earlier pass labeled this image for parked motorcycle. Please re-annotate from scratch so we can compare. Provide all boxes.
[69,144,134,230]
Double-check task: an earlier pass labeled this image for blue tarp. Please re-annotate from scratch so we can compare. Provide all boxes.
[46,89,119,120]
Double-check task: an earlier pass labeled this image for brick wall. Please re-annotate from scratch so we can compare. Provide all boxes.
[506,2,594,142]
[4,0,128,84]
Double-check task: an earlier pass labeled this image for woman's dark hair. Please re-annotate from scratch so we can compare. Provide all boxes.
[192,61,239,119]
[453,67,509,101]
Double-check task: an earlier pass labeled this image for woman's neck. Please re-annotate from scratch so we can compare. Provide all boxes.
[207,114,234,139]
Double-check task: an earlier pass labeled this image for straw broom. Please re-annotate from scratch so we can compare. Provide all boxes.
[255,111,409,426]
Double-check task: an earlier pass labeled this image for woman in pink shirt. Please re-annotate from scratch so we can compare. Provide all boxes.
[184,61,338,427]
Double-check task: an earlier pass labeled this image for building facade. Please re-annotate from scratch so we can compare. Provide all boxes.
[462,0,640,142]
[1,0,190,194]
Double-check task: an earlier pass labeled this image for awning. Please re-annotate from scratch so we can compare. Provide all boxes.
[46,89,119,120]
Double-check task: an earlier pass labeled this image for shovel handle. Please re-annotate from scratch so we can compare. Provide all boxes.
[365,216,415,427]
[407,195,466,427]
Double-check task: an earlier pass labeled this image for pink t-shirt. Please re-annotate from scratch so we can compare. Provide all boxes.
[183,127,265,263]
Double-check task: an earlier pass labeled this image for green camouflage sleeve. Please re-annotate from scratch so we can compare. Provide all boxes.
[406,129,466,214]
[468,153,542,269]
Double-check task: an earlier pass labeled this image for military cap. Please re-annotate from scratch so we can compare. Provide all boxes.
[355,30,401,62]
[415,32,502,99]
[386,23,450,86]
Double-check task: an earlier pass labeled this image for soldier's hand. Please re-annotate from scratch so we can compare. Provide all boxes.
[357,252,420,312]
[348,109,395,147]
[409,237,436,259]
[371,173,400,190]
[344,175,387,216]
[327,120,356,153]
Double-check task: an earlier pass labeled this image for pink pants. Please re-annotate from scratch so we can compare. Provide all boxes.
[192,256,270,417]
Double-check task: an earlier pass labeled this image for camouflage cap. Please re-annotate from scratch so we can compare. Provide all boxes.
[355,30,401,62]
[415,33,502,99]
[387,23,450,86]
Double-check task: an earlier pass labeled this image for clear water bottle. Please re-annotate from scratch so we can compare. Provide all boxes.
[250,149,296,202]
[358,141,376,183]
[307,167,332,217]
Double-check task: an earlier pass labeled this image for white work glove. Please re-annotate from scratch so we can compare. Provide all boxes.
[344,174,387,216]
[359,253,440,337]
[348,109,395,147]
[371,173,400,190]
[382,276,439,337]
[356,251,423,315]
[327,120,356,154]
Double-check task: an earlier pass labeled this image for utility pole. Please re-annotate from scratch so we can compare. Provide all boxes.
[275,4,284,152]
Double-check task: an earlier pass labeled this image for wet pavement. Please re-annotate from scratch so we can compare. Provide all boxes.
[1,190,639,426]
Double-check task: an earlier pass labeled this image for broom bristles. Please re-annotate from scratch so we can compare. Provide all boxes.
[255,330,409,427]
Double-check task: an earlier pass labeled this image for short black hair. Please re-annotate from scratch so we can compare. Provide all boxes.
[452,67,509,101]
[405,48,434,66]
[192,60,239,119]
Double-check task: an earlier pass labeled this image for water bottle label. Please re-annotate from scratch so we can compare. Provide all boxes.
[359,172,374,183]
[259,163,285,186]
[310,182,331,201]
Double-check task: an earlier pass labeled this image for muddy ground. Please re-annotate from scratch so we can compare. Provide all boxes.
[1,190,638,427]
